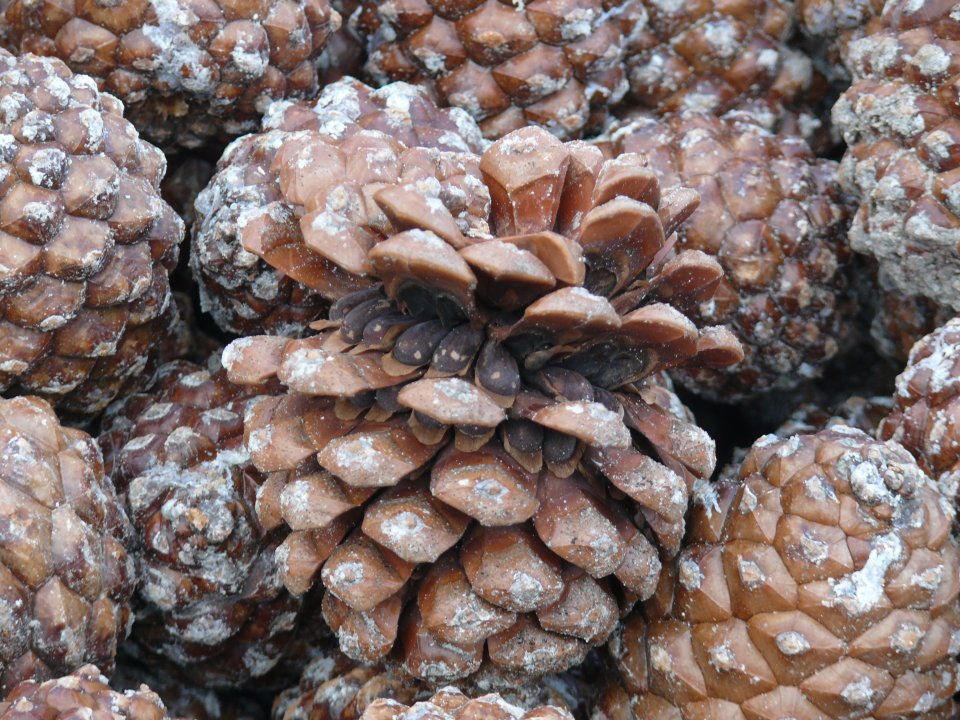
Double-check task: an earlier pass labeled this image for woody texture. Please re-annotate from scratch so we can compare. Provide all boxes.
[0,395,135,694]
[220,117,744,684]
[190,76,487,337]
[2,0,342,150]
[833,0,960,316]
[0,50,185,421]
[595,427,960,719]
[603,111,853,400]
[98,360,313,688]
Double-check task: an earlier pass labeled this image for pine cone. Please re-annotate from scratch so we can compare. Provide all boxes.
[623,0,818,121]
[603,112,853,400]
[796,0,884,76]
[596,427,960,719]
[0,395,136,693]
[0,50,184,421]
[190,76,487,337]
[3,0,341,151]
[879,318,960,506]
[777,395,894,437]
[833,0,960,314]
[870,269,951,363]
[360,689,574,720]
[352,0,640,140]
[98,360,308,688]
[220,123,743,684]
[0,665,171,720]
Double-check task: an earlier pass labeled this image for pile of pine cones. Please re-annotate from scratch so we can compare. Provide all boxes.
[0,0,959,718]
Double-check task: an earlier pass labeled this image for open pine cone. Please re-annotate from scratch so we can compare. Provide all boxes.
[596,427,960,719]
[0,665,171,720]
[0,396,135,693]
[221,123,743,684]
[3,0,341,150]
[833,0,960,314]
[191,76,487,337]
[98,360,308,688]
[352,0,638,140]
[879,318,960,507]
[0,50,185,421]
[603,112,853,400]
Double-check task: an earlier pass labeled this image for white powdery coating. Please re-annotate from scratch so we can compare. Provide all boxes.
[142,0,220,96]
[828,531,902,615]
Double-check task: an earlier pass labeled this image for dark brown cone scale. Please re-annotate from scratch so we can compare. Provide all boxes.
[3,0,341,151]
[0,396,135,694]
[833,0,960,315]
[98,360,308,688]
[879,318,960,510]
[595,427,960,719]
[190,76,487,337]
[0,50,185,421]
[603,111,854,400]
[221,123,743,684]
[0,665,171,719]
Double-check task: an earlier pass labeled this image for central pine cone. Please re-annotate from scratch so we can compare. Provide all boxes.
[222,124,744,685]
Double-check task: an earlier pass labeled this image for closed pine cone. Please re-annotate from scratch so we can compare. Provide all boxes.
[594,427,960,719]
[190,77,487,337]
[879,317,960,507]
[0,51,185,421]
[833,0,960,314]
[604,111,853,400]
[796,0,884,78]
[353,0,639,140]
[622,0,817,121]
[3,0,341,151]
[0,396,136,693]
[98,360,307,688]
[220,122,743,684]
[0,665,171,720]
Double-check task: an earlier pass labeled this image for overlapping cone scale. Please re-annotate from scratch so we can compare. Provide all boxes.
[3,0,341,150]
[602,111,854,400]
[595,427,960,719]
[98,360,308,688]
[190,76,488,337]
[833,0,960,315]
[0,395,135,694]
[0,665,171,720]
[221,122,742,684]
[0,50,185,421]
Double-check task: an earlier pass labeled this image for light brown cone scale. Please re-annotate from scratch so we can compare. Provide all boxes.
[834,0,960,315]
[0,396,135,693]
[191,77,487,336]
[879,318,960,510]
[221,123,742,684]
[603,111,854,400]
[98,360,311,688]
[596,427,960,719]
[3,0,340,151]
[0,666,171,719]
[0,50,185,421]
